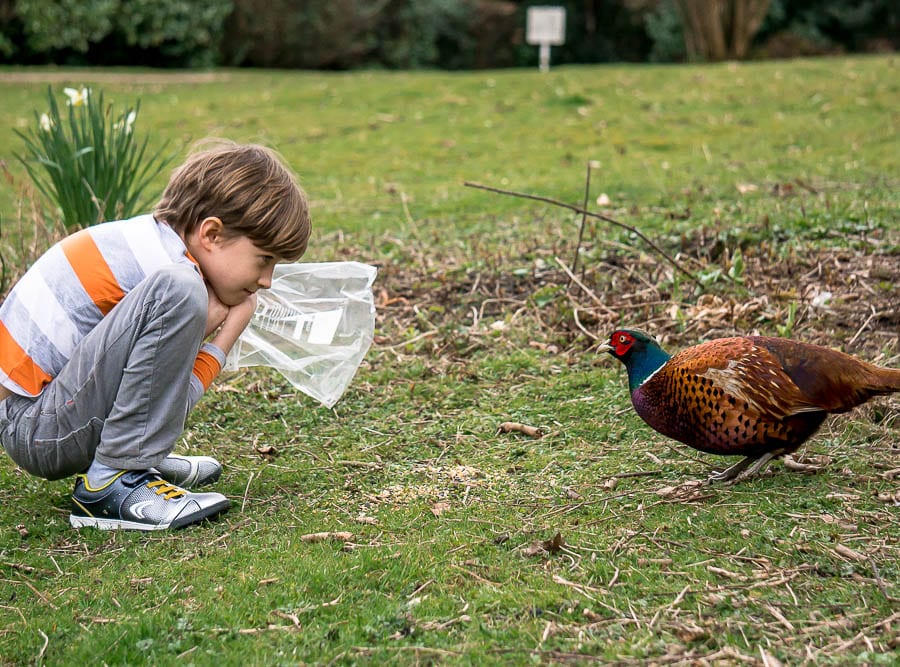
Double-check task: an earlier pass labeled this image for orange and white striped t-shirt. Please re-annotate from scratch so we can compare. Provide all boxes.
[0,215,221,398]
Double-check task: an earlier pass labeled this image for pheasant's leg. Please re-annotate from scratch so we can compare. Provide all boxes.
[708,456,755,483]
[708,451,781,483]
[731,451,780,483]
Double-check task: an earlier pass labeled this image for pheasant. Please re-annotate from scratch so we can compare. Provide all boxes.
[599,329,900,482]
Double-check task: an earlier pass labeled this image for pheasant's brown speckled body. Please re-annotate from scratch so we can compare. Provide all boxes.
[602,330,900,481]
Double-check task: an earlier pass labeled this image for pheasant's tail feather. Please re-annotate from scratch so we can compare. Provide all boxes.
[868,366,900,393]
[747,337,899,413]
[809,362,900,413]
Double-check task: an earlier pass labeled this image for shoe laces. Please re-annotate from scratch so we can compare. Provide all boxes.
[147,478,187,500]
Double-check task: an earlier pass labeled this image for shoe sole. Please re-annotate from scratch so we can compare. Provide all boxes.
[69,500,230,531]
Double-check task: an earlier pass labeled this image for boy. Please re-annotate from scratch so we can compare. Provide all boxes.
[0,140,311,530]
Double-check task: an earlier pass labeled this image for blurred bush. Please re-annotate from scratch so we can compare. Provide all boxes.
[0,0,895,67]
[221,0,476,69]
[1,0,232,66]
[756,0,899,56]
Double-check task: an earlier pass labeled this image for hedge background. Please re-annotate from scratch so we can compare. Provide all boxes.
[0,0,897,69]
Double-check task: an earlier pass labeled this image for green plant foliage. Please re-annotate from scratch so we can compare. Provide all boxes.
[223,0,474,69]
[760,0,900,53]
[373,0,473,69]
[115,0,233,67]
[6,0,232,66]
[645,0,686,62]
[15,0,118,54]
[776,300,798,337]
[223,0,379,69]
[14,86,175,229]
[3,0,897,67]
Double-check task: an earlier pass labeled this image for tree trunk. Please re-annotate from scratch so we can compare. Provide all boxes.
[675,0,771,61]
[730,0,771,59]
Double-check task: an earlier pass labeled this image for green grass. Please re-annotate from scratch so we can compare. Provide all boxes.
[1,58,897,244]
[1,57,899,665]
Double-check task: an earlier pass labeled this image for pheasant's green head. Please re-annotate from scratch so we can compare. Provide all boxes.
[599,329,671,392]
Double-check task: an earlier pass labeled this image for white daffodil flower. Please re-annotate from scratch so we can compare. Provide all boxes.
[40,113,53,131]
[63,87,90,107]
[114,110,137,134]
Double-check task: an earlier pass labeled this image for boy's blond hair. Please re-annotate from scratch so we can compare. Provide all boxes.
[154,139,311,261]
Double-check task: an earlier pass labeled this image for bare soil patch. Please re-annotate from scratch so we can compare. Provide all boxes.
[373,225,899,363]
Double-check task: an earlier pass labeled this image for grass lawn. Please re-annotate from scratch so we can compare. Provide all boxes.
[0,56,898,665]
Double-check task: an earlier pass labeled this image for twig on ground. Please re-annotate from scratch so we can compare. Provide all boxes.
[450,563,500,587]
[241,471,255,513]
[817,611,900,656]
[555,256,610,312]
[299,531,354,543]
[384,329,438,350]
[611,471,661,479]
[37,629,49,662]
[498,421,544,438]
[572,307,601,341]
[847,306,877,348]
[867,558,898,603]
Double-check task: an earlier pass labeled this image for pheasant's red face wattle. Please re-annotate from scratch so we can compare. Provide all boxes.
[610,331,635,357]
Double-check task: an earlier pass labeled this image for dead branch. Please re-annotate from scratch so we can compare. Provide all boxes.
[464,180,704,288]
[570,161,596,280]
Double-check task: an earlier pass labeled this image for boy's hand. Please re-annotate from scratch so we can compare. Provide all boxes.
[205,285,231,338]
[205,286,258,356]
[223,292,258,330]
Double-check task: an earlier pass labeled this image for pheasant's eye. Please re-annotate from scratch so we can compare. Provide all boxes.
[618,335,629,344]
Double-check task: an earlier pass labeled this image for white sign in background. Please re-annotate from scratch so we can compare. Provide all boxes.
[526,6,566,72]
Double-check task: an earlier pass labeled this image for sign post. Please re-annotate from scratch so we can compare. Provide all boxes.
[526,6,566,72]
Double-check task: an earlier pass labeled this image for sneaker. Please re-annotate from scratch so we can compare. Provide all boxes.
[69,471,230,531]
[154,454,222,489]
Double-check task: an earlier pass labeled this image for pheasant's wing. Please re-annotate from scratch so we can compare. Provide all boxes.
[674,338,822,420]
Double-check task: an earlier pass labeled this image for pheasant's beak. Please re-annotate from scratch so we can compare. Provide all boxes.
[597,343,613,353]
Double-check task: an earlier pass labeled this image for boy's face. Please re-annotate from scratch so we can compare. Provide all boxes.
[190,219,280,306]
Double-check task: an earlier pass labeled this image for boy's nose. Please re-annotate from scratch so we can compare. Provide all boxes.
[258,267,274,289]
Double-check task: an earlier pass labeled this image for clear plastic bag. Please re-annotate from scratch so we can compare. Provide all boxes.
[224,261,377,408]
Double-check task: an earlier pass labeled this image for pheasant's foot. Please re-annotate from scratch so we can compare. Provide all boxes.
[782,454,823,474]
[709,452,779,484]
[708,456,754,483]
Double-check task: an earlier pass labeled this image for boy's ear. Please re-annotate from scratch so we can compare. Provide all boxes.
[197,216,225,247]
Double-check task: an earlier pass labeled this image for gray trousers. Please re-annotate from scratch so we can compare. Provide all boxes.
[0,264,206,480]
